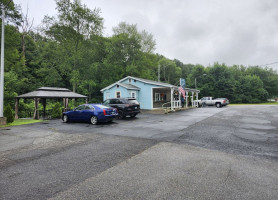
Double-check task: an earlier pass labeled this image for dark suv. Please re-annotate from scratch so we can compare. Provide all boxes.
[103,98,140,119]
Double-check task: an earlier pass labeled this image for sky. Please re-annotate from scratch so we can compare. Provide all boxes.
[14,0,278,71]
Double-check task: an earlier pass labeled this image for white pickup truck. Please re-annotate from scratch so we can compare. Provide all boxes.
[195,97,228,108]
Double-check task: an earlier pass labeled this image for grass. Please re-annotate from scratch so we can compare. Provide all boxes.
[0,119,45,128]
[230,102,278,106]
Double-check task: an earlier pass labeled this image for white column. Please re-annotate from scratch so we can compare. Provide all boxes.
[196,92,199,100]
[170,87,173,110]
[185,91,188,108]
[191,92,194,107]
[179,90,181,108]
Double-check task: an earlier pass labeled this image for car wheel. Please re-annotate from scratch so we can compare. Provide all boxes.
[216,103,221,108]
[117,111,125,119]
[63,115,68,123]
[90,116,98,125]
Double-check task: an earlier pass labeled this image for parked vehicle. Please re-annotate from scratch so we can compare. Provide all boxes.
[195,97,228,108]
[103,98,140,119]
[215,98,229,106]
[62,104,118,125]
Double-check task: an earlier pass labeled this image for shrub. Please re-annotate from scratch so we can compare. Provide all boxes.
[51,102,62,118]
[4,104,14,123]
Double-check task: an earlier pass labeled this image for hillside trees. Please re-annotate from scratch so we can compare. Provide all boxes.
[1,0,277,108]
[42,0,103,93]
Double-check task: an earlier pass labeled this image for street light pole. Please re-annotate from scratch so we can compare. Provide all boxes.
[0,0,12,119]
[195,77,197,89]
[0,6,5,117]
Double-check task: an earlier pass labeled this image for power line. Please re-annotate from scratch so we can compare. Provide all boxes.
[259,61,278,66]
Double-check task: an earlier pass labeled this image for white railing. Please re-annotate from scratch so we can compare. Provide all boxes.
[171,100,181,109]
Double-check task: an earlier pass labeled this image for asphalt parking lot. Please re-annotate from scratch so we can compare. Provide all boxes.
[0,105,277,199]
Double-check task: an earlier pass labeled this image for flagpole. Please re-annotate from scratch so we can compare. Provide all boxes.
[0,6,5,118]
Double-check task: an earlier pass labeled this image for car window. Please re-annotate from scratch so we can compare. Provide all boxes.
[103,99,110,105]
[110,99,116,104]
[75,105,85,111]
[89,105,95,110]
[84,105,91,110]
[117,99,123,104]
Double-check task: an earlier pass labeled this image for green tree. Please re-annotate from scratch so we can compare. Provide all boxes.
[4,104,14,123]
[43,0,103,92]
[113,22,156,53]
[0,0,21,25]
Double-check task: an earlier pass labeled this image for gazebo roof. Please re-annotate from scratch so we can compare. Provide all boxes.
[17,87,87,99]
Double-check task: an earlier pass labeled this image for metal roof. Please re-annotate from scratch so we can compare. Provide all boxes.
[101,76,177,92]
[118,83,141,90]
[17,87,87,99]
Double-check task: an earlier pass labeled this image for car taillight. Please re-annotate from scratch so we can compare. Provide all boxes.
[103,109,107,116]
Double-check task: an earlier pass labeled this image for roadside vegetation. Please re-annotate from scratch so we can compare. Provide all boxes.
[1,0,278,116]
[230,102,278,106]
[0,119,45,128]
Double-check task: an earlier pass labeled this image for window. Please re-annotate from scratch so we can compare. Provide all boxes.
[116,91,121,98]
[75,105,85,111]
[155,93,160,101]
[129,78,131,83]
[161,93,166,101]
[155,93,166,102]
[103,99,110,105]
[131,91,136,99]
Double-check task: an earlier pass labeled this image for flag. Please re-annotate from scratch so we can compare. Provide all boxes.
[180,78,186,89]
[179,86,186,98]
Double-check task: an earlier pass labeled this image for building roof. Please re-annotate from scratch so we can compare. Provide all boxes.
[118,83,141,90]
[17,87,87,99]
[100,76,177,92]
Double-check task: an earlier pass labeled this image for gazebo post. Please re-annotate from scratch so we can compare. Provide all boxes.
[15,98,19,119]
[63,98,69,112]
[42,98,46,119]
[33,98,40,120]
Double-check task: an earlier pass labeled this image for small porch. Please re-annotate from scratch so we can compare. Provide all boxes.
[152,87,200,110]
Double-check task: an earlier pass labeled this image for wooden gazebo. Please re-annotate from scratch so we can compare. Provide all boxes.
[15,87,88,119]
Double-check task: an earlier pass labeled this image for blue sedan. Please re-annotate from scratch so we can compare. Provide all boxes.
[62,104,118,125]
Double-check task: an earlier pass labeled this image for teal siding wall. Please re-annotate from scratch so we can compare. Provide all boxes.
[103,85,129,101]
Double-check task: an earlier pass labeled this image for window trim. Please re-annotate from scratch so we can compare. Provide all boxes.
[131,91,136,99]
[116,91,121,98]
[155,93,160,102]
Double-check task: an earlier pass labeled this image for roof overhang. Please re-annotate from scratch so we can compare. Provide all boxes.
[101,76,176,92]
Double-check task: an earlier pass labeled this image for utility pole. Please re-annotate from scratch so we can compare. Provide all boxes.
[0,5,5,118]
[194,77,196,89]
[0,0,12,124]
[158,64,160,82]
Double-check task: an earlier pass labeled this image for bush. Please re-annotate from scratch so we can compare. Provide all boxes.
[4,104,14,123]
[51,102,62,118]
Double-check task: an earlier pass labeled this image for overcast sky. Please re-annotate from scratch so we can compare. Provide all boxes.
[14,0,278,71]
